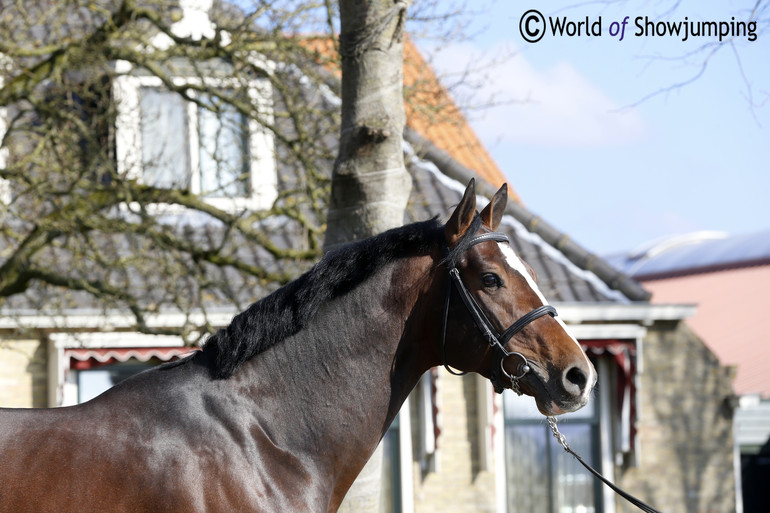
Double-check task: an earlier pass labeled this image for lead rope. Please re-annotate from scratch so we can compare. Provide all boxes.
[546,417,664,513]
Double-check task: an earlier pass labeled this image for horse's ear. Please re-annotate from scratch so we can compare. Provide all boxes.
[479,183,508,231]
[445,179,477,245]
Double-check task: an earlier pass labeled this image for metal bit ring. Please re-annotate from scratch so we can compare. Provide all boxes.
[500,353,530,395]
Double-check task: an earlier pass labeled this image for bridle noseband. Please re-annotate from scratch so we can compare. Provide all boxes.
[441,231,557,394]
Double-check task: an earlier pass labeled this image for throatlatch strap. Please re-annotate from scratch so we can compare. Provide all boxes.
[441,270,467,376]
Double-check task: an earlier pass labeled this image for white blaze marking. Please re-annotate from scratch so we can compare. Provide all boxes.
[498,243,595,384]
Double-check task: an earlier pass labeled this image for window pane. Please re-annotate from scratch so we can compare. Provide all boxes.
[550,424,596,513]
[77,363,153,403]
[504,391,544,420]
[140,88,190,189]
[198,94,249,198]
[77,369,114,403]
[503,382,600,513]
[504,391,595,421]
[506,424,550,513]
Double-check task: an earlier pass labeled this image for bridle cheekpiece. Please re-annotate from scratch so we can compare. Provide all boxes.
[441,231,557,394]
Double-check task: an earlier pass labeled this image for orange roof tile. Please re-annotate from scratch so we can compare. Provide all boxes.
[402,37,518,202]
[301,35,519,202]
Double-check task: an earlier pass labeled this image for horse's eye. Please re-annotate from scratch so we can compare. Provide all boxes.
[481,273,501,288]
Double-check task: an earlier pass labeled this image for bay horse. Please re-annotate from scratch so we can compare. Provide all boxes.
[0,180,595,513]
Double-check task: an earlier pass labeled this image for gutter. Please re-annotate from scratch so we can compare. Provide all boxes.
[553,302,697,324]
[0,309,236,331]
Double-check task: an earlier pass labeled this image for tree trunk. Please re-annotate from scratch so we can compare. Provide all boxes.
[337,444,385,513]
[328,2,411,512]
[324,0,412,251]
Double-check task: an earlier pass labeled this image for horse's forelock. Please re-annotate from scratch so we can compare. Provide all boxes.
[440,215,484,269]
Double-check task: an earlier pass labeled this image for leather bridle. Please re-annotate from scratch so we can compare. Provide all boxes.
[441,231,557,394]
[442,233,664,513]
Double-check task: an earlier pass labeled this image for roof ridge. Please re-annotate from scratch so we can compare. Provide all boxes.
[404,126,651,303]
[634,257,770,281]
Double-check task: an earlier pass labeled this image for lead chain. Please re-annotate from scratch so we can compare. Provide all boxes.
[547,416,569,451]
[511,376,522,396]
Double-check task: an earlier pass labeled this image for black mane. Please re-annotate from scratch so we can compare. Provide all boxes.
[202,218,444,379]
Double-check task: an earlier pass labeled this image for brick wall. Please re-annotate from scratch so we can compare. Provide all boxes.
[617,321,736,513]
[412,372,497,513]
[0,338,48,408]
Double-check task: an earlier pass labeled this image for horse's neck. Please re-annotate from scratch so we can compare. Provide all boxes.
[228,254,437,469]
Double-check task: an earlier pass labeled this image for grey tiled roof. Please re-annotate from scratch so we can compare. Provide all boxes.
[405,155,630,304]
[0,154,633,321]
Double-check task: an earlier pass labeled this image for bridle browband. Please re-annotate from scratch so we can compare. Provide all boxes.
[441,231,557,394]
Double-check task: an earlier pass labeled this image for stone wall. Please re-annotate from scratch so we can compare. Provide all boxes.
[0,338,48,408]
[617,321,736,513]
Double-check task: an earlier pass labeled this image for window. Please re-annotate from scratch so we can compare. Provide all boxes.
[74,361,157,403]
[49,332,196,408]
[503,375,602,513]
[113,62,277,212]
[197,92,250,198]
[60,347,193,406]
[139,87,250,198]
[139,87,191,190]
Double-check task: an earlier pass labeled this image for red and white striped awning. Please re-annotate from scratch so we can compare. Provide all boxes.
[66,347,197,369]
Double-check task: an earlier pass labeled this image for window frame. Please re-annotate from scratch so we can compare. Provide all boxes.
[48,331,194,407]
[502,382,603,513]
[382,414,403,513]
[496,354,618,513]
[112,61,277,214]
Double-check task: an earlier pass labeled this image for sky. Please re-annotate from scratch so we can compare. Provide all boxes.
[417,0,770,255]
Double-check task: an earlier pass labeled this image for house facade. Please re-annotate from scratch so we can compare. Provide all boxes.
[0,2,737,513]
[609,230,770,513]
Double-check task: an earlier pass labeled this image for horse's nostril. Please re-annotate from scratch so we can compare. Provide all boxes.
[565,366,588,394]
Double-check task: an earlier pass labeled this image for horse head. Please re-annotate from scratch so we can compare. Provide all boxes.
[441,180,596,415]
